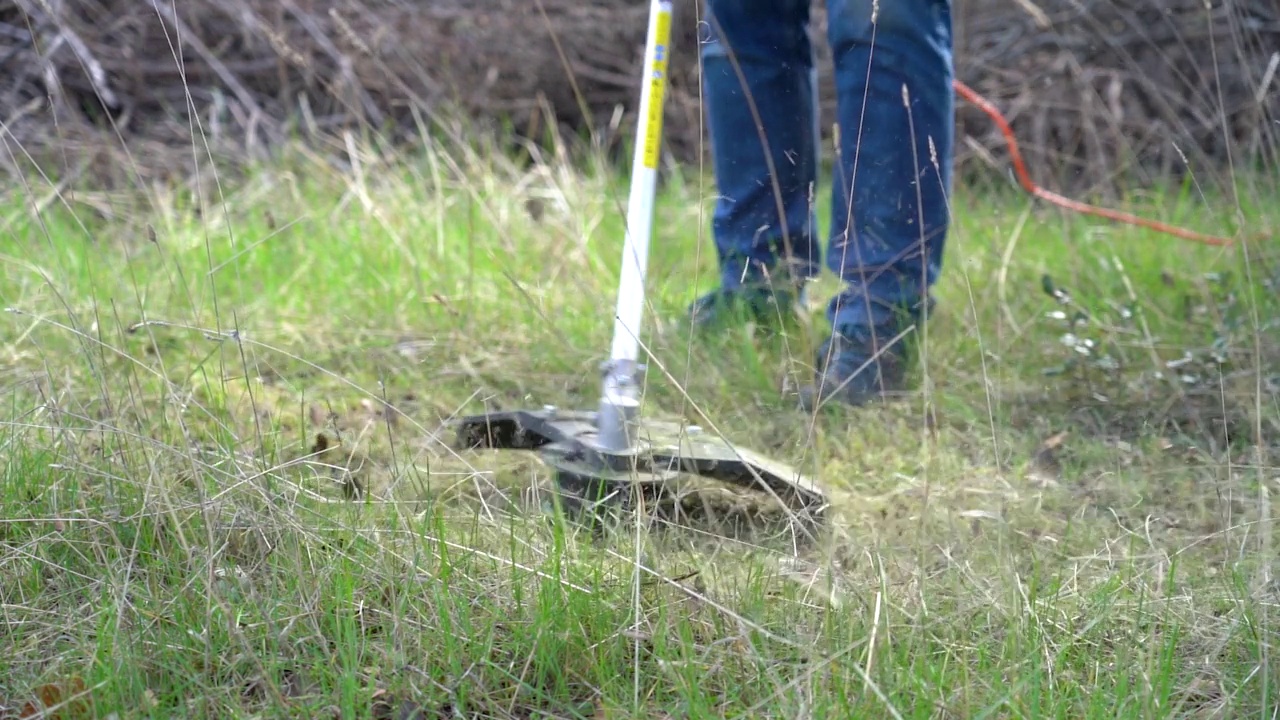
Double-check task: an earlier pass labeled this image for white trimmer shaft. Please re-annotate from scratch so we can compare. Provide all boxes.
[598,0,674,452]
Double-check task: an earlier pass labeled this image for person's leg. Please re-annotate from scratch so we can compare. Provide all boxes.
[801,0,954,408]
[690,0,822,329]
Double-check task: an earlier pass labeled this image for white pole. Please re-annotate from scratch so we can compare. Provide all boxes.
[598,0,673,451]
[611,0,672,365]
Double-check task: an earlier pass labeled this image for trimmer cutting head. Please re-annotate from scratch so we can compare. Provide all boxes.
[453,407,829,542]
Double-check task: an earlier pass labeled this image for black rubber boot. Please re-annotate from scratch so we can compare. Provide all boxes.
[798,323,913,411]
[684,281,807,335]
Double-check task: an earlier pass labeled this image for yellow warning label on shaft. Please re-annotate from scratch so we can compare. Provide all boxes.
[642,9,672,170]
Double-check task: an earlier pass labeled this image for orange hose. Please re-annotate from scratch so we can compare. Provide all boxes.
[952,79,1236,248]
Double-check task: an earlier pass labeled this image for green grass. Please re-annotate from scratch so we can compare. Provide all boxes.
[0,135,1276,719]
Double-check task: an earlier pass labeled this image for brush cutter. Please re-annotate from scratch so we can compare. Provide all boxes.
[452,0,829,539]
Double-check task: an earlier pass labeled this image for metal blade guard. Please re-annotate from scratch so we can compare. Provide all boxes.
[451,0,829,539]
[453,404,829,539]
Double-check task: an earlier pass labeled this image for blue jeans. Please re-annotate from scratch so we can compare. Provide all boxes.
[700,0,954,333]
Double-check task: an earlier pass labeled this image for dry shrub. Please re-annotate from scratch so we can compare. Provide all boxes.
[952,0,1280,194]
[1,0,1276,192]
[0,1,634,184]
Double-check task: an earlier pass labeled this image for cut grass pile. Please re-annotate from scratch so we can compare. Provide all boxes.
[0,138,1276,718]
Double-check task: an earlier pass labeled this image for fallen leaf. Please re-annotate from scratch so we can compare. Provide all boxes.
[19,677,91,719]
[1030,431,1068,479]
[1040,431,1068,451]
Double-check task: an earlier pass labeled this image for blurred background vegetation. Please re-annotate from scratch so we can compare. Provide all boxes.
[3,0,1277,195]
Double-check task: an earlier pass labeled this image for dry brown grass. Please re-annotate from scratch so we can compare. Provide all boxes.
[2,0,1276,193]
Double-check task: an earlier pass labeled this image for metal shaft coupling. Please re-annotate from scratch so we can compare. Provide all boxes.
[597,358,647,452]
